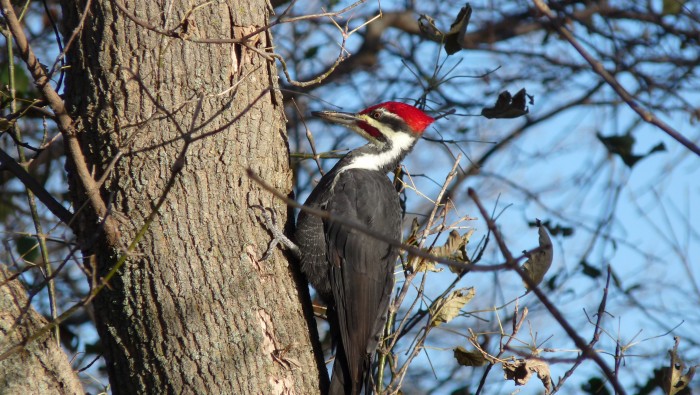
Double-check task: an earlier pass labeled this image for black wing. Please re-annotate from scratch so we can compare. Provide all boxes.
[325,169,401,392]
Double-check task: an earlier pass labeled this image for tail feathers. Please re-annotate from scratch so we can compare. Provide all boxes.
[328,344,366,395]
[328,355,353,395]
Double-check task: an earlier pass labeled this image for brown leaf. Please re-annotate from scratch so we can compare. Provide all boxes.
[418,14,443,42]
[453,346,486,367]
[481,88,532,119]
[502,359,552,394]
[444,4,472,55]
[431,230,464,258]
[418,4,473,55]
[664,337,698,395]
[408,229,472,273]
[522,220,554,291]
[407,258,441,273]
[429,287,475,327]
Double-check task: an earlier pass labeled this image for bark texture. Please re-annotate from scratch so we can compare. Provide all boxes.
[60,1,325,393]
[0,267,83,394]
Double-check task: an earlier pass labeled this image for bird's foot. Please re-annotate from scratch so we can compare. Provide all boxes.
[249,205,301,260]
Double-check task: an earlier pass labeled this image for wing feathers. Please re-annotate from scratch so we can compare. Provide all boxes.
[325,170,400,393]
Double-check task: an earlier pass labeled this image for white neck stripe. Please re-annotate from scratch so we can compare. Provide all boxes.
[344,132,415,171]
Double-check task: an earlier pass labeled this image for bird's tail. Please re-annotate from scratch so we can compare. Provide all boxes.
[328,340,358,394]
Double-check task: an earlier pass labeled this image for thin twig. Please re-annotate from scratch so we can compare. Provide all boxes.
[551,266,612,393]
[0,148,74,224]
[248,169,516,274]
[467,187,627,395]
[532,0,700,157]
[1,0,120,245]
[292,99,324,175]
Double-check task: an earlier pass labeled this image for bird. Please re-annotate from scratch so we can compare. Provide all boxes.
[295,101,435,394]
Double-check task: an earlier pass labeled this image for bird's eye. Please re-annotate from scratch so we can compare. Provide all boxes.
[371,111,381,119]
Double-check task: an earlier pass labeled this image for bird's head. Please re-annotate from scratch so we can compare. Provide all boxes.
[312,102,434,146]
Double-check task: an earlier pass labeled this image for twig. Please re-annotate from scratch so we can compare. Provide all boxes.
[291,99,324,175]
[5,27,60,345]
[248,169,513,274]
[112,0,363,86]
[0,148,74,224]
[532,0,700,157]
[467,187,627,395]
[1,0,120,245]
[551,266,612,393]
[475,305,529,395]
[0,135,190,363]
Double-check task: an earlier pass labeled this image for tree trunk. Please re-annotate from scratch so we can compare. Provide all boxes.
[0,267,83,394]
[60,1,325,393]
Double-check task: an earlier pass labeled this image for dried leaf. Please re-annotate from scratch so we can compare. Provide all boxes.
[405,218,442,272]
[444,4,472,55]
[481,88,532,119]
[429,287,475,327]
[502,359,552,394]
[408,229,472,273]
[407,258,442,273]
[522,219,553,291]
[418,14,443,42]
[410,217,420,237]
[419,4,472,55]
[580,260,602,279]
[448,229,474,273]
[664,337,697,395]
[596,132,666,168]
[453,346,486,367]
[431,230,467,259]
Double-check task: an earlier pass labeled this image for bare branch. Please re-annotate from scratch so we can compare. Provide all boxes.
[0,148,73,224]
[1,0,120,245]
[533,0,700,157]
[467,187,627,395]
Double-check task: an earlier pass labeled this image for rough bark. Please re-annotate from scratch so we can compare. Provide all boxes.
[0,267,83,394]
[60,1,325,393]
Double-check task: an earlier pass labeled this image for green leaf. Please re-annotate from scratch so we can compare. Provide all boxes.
[454,346,487,367]
[16,235,40,263]
[429,287,475,327]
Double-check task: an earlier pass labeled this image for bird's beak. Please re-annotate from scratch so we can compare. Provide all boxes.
[311,110,362,127]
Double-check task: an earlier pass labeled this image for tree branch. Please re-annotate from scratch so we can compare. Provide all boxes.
[468,188,627,395]
[0,148,74,224]
[533,0,700,157]
[1,0,121,245]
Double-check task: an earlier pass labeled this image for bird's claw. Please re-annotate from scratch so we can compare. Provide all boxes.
[249,205,300,260]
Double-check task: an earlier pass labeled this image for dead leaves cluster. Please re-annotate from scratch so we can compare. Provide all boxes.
[502,358,553,394]
[405,220,473,273]
[429,287,475,328]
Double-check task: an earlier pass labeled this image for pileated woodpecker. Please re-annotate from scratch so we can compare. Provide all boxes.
[296,102,434,394]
